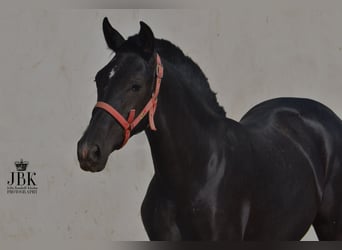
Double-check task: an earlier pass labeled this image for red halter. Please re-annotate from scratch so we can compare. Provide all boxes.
[95,53,163,148]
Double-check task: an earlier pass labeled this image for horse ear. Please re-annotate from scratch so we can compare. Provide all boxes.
[138,21,155,59]
[102,17,125,52]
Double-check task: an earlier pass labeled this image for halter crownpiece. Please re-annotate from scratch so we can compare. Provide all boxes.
[95,53,163,148]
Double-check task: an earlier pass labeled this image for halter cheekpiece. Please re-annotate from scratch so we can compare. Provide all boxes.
[95,53,163,148]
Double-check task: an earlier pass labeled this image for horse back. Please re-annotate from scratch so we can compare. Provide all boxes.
[240,97,342,195]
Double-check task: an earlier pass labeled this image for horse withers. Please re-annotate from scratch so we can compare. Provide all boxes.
[77,17,342,240]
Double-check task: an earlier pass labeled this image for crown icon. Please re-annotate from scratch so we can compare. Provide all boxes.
[15,159,29,171]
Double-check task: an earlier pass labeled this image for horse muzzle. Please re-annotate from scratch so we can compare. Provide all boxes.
[77,140,107,172]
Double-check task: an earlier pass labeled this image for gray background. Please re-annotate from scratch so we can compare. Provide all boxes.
[1,3,342,241]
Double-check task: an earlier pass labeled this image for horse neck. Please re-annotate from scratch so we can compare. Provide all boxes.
[145,59,230,193]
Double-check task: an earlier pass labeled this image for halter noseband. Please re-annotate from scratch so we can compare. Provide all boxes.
[95,53,163,148]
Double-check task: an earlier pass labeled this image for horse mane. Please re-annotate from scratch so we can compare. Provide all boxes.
[155,39,226,117]
[125,35,226,118]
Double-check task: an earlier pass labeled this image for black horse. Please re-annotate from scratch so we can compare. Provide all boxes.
[77,18,342,240]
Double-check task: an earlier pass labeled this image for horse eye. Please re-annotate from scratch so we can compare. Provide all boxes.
[131,84,142,92]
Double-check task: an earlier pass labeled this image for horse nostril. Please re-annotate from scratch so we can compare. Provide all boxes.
[88,144,101,163]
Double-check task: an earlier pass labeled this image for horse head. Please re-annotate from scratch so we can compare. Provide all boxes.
[77,18,161,172]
